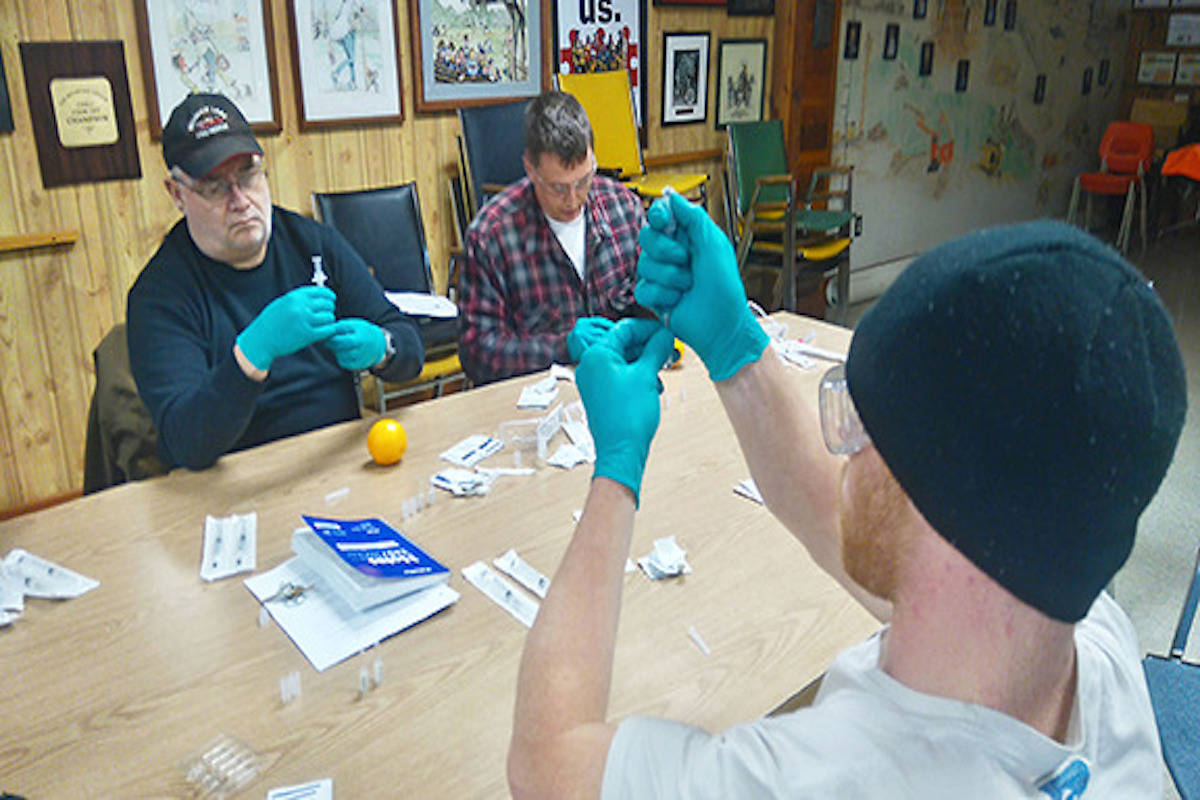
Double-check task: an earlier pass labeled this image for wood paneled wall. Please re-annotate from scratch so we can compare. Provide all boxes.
[0,0,771,511]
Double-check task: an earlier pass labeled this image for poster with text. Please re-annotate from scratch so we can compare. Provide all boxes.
[555,0,645,127]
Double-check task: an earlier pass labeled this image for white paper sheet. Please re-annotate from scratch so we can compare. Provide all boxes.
[384,291,459,318]
[245,558,459,672]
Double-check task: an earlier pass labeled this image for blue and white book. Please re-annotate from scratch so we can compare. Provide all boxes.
[293,516,450,612]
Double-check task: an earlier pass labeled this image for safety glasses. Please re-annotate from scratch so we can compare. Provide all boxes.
[818,364,871,456]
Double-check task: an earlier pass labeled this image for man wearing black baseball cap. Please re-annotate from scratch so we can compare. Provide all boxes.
[507,193,1187,797]
[127,93,424,469]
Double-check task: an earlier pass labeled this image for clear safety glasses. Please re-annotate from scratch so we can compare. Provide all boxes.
[818,364,871,456]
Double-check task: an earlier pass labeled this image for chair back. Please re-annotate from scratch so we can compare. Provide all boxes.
[557,70,644,179]
[457,99,530,219]
[727,120,790,218]
[1143,542,1200,799]
[1098,121,1155,175]
[312,182,433,294]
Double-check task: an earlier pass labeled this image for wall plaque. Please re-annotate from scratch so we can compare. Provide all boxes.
[19,41,141,189]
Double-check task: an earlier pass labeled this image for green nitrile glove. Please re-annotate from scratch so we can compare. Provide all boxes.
[636,189,769,382]
[327,318,388,371]
[236,285,338,372]
[567,316,616,362]
[575,318,676,506]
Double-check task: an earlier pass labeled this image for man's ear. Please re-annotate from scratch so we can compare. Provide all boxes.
[523,153,535,178]
[164,177,185,212]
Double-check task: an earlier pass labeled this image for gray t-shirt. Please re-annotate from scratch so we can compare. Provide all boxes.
[603,592,1160,799]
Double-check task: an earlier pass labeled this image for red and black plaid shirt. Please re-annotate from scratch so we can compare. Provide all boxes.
[458,176,644,385]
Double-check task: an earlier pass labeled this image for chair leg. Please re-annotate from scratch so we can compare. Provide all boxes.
[1067,178,1081,225]
[1118,183,1135,254]
[834,254,851,326]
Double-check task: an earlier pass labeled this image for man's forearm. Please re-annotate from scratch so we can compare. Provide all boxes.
[509,477,632,798]
[716,349,891,622]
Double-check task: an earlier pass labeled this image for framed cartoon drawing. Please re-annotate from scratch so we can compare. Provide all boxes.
[715,38,765,130]
[135,0,281,137]
[554,0,647,129]
[287,0,404,128]
[409,0,544,111]
[661,32,708,125]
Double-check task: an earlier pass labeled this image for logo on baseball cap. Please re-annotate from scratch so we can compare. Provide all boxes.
[162,93,263,179]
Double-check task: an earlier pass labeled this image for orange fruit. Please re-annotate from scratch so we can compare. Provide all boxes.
[367,418,407,466]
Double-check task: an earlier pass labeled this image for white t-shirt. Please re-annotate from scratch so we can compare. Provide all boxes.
[546,211,587,282]
[602,593,1161,799]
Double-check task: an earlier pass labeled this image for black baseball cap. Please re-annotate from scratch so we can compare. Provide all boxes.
[162,93,263,179]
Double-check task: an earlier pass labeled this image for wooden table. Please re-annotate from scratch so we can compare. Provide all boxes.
[0,314,877,797]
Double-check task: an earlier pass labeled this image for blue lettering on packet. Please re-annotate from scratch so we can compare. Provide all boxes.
[1037,757,1089,799]
[301,515,448,580]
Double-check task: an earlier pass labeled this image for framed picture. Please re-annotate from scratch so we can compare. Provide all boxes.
[1176,52,1200,85]
[913,0,927,20]
[287,0,403,128]
[883,23,899,60]
[554,0,647,129]
[134,0,281,138]
[661,32,708,125]
[919,41,934,76]
[654,0,722,6]
[409,0,543,112]
[844,21,861,60]
[1098,59,1110,86]
[984,0,997,26]
[728,0,774,16]
[955,59,970,92]
[0,49,12,133]
[1003,0,1017,30]
[1139,51,1178,85]
[715,38,765,130]
[1081,66,1093,95]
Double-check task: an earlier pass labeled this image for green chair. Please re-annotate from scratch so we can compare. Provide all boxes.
[724,120,856,322]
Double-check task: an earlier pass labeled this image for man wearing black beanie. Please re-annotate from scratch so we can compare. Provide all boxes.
[508,190,1186,798]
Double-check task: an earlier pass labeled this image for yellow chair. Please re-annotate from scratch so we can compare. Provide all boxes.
[556,70,708,206]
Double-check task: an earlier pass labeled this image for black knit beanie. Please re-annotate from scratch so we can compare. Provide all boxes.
[846,219,1187,622]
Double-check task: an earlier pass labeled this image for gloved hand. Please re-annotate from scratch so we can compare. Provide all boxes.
[326,318,388,371]
[576,318,676,506]
[236,286,338,372]
[636,189,769,382]
[567,316,616,362]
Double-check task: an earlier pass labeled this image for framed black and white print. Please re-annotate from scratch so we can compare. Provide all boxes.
[913,0,927,20]
[883,23,900,60]
[919,41,934,76]
[844,21,861,59]
[955,59,969,92]
[984,0,997,26]
[715,37,765,130]
[0,49,12,133]
[661,32,709,125]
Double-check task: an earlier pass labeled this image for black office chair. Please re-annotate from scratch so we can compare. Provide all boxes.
[457,99,530,220]
[312,182,466,410]
[1143,541,1200,799]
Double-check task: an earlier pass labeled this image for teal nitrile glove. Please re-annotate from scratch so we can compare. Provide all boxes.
[236,285,338,372]
[567,316,616,362]
[326,318,388,371]
[575,318,676,506]
[636,189,769,382]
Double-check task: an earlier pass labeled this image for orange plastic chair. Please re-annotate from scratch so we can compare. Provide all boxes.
[1066,121,1155,254]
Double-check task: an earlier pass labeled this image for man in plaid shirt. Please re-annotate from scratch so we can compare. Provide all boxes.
[458,91,646,385]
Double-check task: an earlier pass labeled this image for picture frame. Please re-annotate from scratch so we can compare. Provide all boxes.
[554,0,647,130]
[1176,52,1200,85]
[1081,66,1093,95]
[134,0,282,138]
[661,32,709,126]
[844,21,861,60]
[984,0,997,26]
[728,0,775,16]
[653,0,722,7]
[919,41,934,76]
[410,0,543,112]
[883,23,899,60]
[955,59,970,92]
[0,49,12,134]
[287,0,404,129]
[1139,50,1178,85]
[715,37,765,130]
[913,0,927,20]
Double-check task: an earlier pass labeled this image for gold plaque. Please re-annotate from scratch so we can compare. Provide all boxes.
[50,76,118,147]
